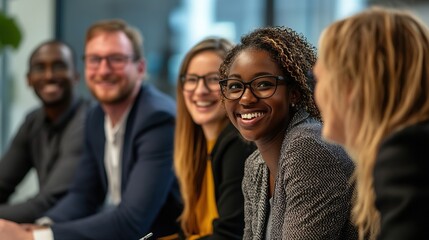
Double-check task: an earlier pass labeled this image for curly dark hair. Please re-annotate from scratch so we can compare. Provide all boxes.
[219,26,320,119]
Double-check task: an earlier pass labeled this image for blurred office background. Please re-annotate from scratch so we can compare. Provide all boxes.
[1,0,428,203]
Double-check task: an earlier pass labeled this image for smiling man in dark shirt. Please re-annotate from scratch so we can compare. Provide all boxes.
[0,40,89,223]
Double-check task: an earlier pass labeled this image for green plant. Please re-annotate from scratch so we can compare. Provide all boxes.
[0,10,22,52]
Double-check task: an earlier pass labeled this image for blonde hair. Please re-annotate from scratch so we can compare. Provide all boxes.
[86,19,143,60]
[174,37,233,236]
[318,6,429,239]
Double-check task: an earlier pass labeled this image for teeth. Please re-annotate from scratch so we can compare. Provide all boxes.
[196,101,213,107]
[42,84,61,93]
[241,112,264,120]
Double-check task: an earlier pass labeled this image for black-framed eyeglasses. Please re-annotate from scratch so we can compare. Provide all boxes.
[219,75,286,100]
[181,73,221,92]
[83,54,136,70]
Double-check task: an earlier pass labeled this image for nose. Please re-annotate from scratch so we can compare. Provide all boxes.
[239,87,257,105]
[43,68,54,80]
[194,77,210,94]
[96,58,113,75]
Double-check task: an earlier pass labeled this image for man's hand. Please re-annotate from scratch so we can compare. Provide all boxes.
[0,219,34,240]
[21,224,48,231]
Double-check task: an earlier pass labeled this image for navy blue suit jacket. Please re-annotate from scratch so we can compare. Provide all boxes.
[45,84,182,240]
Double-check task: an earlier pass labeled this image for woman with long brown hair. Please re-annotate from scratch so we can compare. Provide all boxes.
[174,37,255,239]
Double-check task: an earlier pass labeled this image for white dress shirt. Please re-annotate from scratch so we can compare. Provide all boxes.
[104,109,130,206]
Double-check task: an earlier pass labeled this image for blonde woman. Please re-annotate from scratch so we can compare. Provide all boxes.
[174,37,255,239]
[314,7,429,240]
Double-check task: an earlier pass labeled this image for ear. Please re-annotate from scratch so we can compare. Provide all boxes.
[26,73,33,87]
[136,58,146,75]
[289,87,301,105]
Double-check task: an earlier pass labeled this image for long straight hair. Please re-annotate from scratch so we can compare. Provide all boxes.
[319,7,429,239]
[174,37,233,236]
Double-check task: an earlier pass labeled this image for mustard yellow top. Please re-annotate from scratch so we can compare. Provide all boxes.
[188,139,219,239]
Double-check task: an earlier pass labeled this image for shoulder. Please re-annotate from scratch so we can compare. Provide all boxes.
[119,85,176,141]
[85,103,104,124]
[376,121,429,171]
[137,84,176,115]
[286,117,345,156]
[18,107,44,134]
[24,107,44,122]
[283,117,325,154]
[281,117,354,176]
[283,110,324,146]
[379,121,429,151]
[126,85,175,127]
[215,124,254,153]
[76,97,94,113]
[68,97,93,123]
[213,123,256,168]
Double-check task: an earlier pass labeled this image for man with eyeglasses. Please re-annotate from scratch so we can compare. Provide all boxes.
[0,40,89,224]
[0,19,181,240]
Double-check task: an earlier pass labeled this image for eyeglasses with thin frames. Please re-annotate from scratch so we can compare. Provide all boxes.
[83,54,136,70]
[219,75,286,100]
[181,73,221,92]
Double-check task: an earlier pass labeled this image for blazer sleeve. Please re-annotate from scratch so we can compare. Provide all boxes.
[282,135,353,240]
[242,151,258,240]
[374,125,429,240]
[0,105,86,223]
[49,113,176,240]
[200,134,254,240]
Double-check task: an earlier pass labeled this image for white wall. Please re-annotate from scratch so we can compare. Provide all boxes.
[9,0,54,131]
[6,0,55,203]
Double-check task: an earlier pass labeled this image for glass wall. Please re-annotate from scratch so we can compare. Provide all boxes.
[167,0,266,96]
[56,0,266,98]
[4,0,428,156]
[274,0,366,47]
[54,0,367,101]
[2,0,429,204]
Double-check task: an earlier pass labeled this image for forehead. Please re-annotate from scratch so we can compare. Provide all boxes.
[187,51,223,73]
[85,31,133,55]
[31,43,72,64]
[229,49,280,76]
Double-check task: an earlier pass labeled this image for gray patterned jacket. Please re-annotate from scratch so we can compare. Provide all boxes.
[242,109,358,240]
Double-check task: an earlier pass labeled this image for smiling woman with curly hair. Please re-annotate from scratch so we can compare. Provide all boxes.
[219,26,358,240]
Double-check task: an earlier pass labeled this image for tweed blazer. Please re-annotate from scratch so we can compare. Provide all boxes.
[242,109,358,240]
